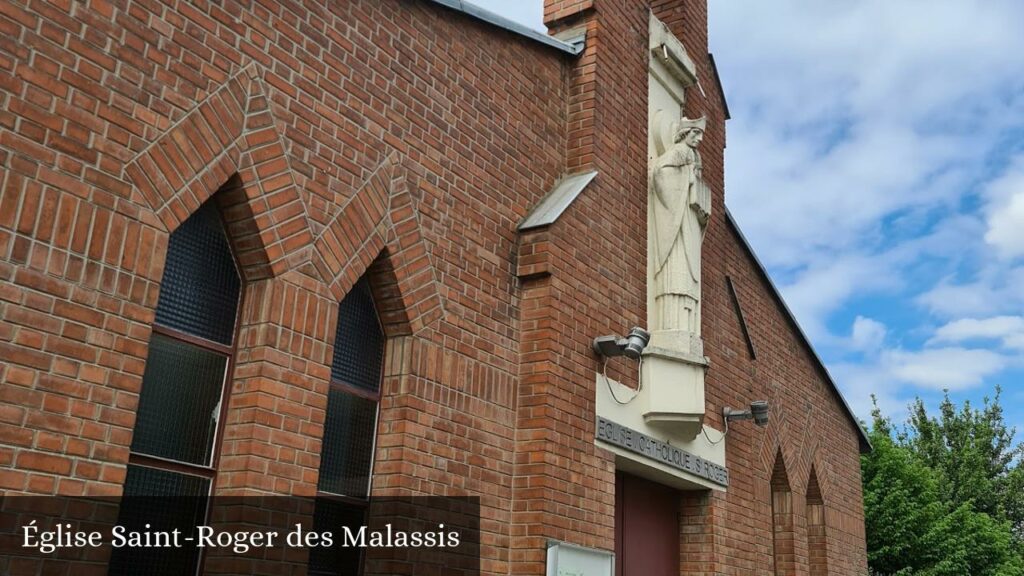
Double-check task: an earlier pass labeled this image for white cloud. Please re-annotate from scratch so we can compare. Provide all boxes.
[883,347,1007,391]
[777,255,890,342]
[771,249,916,347]
[712,0,1024,340]
[986,196,1024,259]
[932,316,1024,341]
[917,265,1024,319]
[830,361,907,422]
[983,156,1024,259]
[918,279,1000,319]
[850,316,887,352]
[930,316,1024,351]
[834,345,1008,421]
[1004,334,1024,351]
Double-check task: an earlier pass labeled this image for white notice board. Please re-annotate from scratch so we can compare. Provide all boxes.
[546,541,614,576]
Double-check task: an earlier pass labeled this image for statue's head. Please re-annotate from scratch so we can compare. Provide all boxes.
[673,116,707,147]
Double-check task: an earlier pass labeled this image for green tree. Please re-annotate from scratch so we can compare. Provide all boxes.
[863,395,1024,575]
[916,501,1022,576]
[863,406,944,574]
[903,388,1024,535]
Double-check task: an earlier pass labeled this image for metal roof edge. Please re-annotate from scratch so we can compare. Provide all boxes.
[519,170,598,231]
[424,0,583,56]
[708,53,731,121]
[724,208,872,453]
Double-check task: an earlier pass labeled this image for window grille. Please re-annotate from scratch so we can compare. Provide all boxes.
[153,204,241,345]
[310,275,385,576]
[329,278,385,393]
[109,199,242,575]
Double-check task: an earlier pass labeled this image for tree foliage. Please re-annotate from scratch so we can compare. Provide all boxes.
[903,389,1024,529]
[863,389,1024,575]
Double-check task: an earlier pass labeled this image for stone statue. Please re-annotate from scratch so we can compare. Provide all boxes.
[650,115,711,337]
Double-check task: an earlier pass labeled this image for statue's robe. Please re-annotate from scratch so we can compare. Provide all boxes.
[650,143,711,332]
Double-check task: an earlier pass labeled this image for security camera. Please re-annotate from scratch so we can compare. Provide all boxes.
[592,327,650,360]
[750,400,769,426]
[623,327,650,359]
[724,400,770,427]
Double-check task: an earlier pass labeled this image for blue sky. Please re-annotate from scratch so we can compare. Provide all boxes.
[472,1,1024,431]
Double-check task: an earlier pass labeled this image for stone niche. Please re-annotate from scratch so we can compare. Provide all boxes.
[594,13,724,491]
[642,12,709,440]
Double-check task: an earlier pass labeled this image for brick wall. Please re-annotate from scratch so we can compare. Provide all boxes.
[0,0,867,574]
[0,1,566,572]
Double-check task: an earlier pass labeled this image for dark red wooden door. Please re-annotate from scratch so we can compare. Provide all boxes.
[615,472,680,576]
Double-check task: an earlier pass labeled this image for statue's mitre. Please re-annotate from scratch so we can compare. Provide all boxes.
[677,116,706,132]
[671,115,707,143]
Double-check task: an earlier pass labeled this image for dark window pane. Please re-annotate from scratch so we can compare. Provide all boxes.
[331,277,384,393]
[132,334,227,465]
[154,200,240,345]
[317,390,378,498]
[308,499,366,576]
[108,465,209,576]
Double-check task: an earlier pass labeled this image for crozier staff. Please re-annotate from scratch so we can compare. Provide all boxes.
[650,115,711,334]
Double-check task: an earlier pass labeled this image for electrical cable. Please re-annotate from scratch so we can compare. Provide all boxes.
[603,356,642,405]
[600,342,729,444]
[702,416,728,445]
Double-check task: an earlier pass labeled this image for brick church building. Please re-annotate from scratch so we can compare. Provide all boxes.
[0,0,870,574]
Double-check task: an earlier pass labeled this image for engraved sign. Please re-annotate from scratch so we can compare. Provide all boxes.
[596,416,729,487]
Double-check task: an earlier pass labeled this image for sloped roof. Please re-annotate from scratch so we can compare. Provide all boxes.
[726,208,872,453]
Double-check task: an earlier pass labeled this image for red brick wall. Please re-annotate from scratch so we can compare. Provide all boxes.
[544,0,595,26]
[0,1,566,573]
[508,0,652,571]
[0,0,867,574]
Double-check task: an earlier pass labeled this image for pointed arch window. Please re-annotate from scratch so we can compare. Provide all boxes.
[807,467,829,575]
[771,450,795,576]
[309,276,385,575]
[109,199,243,575]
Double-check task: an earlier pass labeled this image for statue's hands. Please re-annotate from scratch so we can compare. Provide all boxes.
[690,179,711,226]
[693,204,710,226]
